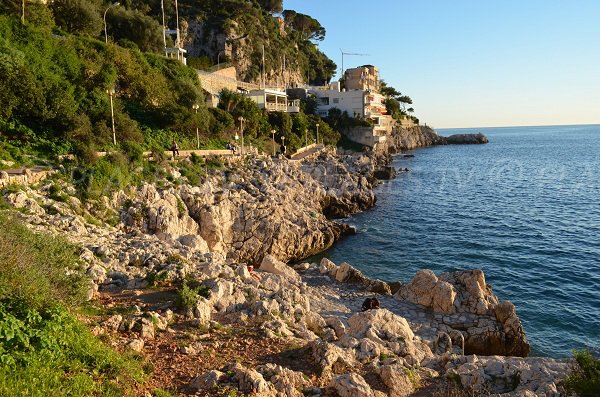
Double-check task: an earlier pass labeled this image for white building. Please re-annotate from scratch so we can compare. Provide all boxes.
[245,89,300,113]
[307,82,394,148]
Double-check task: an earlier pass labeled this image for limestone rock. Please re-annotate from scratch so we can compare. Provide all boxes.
[309,340,355,378]
[448,355,568,396]
[319,257,338,275]
[347,309,414,342]
[258,363,309,397]
[395,269,457,314]
[189,370,224,392]
[379,365,415,397]
[230,363,276,396]
[259,255,301,283]
[128,338,144,352]
[329,373,374,397]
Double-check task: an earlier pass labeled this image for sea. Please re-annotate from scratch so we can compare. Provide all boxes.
[315,124,600,358]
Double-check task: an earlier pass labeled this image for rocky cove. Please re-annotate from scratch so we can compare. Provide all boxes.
[3,126,570,396]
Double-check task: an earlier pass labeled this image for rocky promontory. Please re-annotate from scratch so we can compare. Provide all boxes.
[2,143,570,396]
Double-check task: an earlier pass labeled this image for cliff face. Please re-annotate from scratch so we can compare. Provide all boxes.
[119,152,375,263]
[180,3,335,85]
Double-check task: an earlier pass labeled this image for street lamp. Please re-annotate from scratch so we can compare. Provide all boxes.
[104,2,120,44]
[107,87,116,145]
[281,135,285,156]
[192,104,200,149]
[271,129,276,156]
[217,50,225,70]
[315,123,320,145]
[237,116,245,156]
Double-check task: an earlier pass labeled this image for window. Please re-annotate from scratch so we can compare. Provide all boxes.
[333,98,339,104]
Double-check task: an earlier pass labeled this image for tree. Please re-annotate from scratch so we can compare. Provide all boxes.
[282,10,326,42]
[257,0,283,13]
[380,80,401,98]
[50,0,102,36]
[107,8,163,52]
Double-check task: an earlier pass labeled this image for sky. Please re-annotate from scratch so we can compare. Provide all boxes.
[283,0,600,128]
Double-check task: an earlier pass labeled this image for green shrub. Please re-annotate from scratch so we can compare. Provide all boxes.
[176,280,210,311]
[565,349,600,397]
[176,282,199,311]
[0,298,145,396]
[120,140,145,164]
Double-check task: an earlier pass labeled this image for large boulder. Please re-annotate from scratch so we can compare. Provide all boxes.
[347,309,414,342]
[395,269,456,314]
[259,255,301,283]
[447,355,568,396]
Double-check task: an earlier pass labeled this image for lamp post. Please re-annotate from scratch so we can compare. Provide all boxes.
[237,116,245,156]
[271,129,276,156]
[192,104,200,149]
[315,123,320,145]
[281,135,285,155]
[104,2,120,44]
[217,50,225,70]
[107,87,116,145]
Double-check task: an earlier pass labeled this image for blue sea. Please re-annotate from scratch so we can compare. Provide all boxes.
[318,124,600,358]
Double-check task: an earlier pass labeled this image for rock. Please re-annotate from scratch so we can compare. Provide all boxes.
[6,191,45,215]
[230,363,276,395]
[293,262,311,271]
[335,262,368,284]
[445,133,488,144]
[178,234,209,252]
[367,279,392,295]
[395,269,456,314]
[309,340,355,378]
[319,258,338,275]
[329,373,374,397]
[103,314,123,331]
[379,365,415,397]
[373,166,396,180]
[325,316,346,339]
[191,299,212,324]
[347,309,414,342]
[128,338,144,352]
[189,370,224,392]
[258,363,309,397]
[259,255,301,283]
[449,355,569,395]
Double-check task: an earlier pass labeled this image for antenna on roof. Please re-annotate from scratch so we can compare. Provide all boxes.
[340,49,369,79]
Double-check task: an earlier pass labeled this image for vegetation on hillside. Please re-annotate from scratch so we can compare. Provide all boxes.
[0,213,148,396]
[0,0,341,168]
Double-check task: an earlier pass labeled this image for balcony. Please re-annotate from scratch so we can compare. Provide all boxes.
[265,102,289,112]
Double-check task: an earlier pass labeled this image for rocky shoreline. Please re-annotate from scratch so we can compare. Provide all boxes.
[2,127,571,396]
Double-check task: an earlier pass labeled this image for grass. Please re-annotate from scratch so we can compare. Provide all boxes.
[565,349,600,397]
[0,212,148,396]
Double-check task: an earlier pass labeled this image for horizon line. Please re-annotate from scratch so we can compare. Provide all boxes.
[434,122,600,130]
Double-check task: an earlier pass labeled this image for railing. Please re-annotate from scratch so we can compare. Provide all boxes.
[265,102,288,112]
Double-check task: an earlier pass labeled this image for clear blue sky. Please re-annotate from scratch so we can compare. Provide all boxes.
[284,0,600,128]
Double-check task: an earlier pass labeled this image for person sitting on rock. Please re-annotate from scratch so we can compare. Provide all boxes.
[361,297,380,311]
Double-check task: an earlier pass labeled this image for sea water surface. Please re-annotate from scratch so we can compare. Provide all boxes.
[317,124,600,358]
